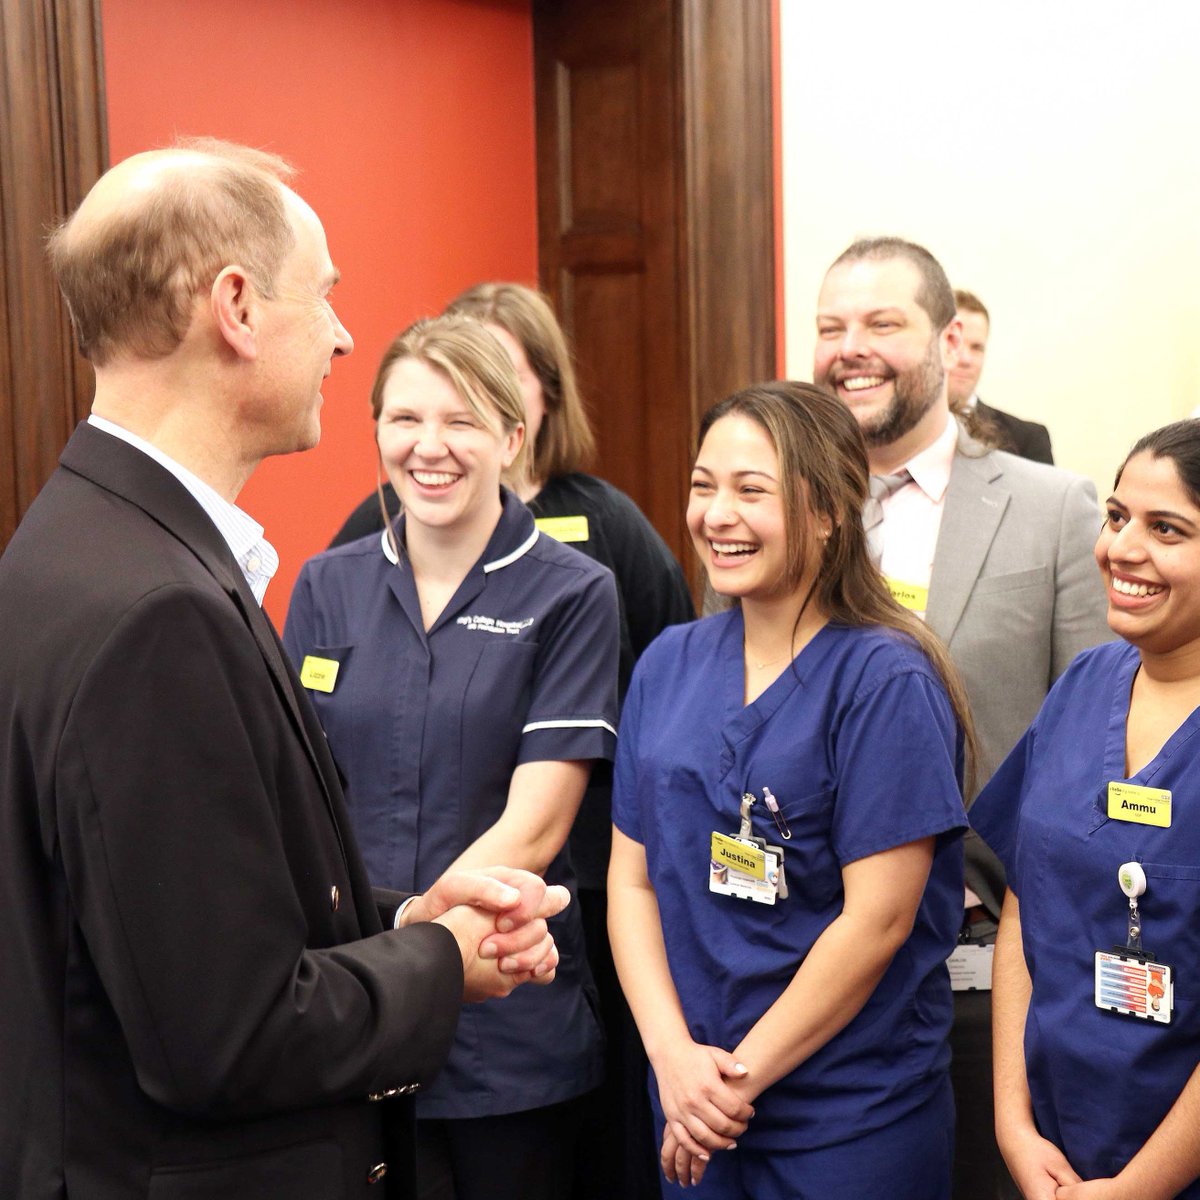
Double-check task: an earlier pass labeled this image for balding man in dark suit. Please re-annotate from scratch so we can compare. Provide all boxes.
[0,139,566,1200]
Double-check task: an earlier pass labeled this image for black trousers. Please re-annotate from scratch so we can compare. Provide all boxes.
[950,990,1021,1200]
[571,887,662,1200]
[417,1094,588,1200]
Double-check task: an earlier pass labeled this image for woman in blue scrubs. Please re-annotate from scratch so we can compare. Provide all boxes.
[284,315,619,1200]
[973,420,1200,1200]
[608,381,973,1198]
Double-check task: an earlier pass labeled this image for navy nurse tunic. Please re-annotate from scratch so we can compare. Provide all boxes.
[972,641,1200,1194]
[285,490,618,1119]
[612,611,967,1153]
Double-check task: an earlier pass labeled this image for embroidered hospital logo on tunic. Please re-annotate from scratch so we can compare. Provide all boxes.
[456,614,535,635]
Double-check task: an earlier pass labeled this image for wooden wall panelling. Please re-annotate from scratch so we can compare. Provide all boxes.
[0,0,107,551]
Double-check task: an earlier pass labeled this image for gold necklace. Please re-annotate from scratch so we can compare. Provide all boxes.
[744,643,787,670]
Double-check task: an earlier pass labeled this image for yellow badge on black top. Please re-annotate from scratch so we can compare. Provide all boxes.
[535,515,589,544]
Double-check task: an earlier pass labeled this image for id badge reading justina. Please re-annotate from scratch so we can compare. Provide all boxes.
[708,791,788,905]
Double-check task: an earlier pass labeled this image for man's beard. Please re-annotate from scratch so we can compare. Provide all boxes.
[860,337,944,449]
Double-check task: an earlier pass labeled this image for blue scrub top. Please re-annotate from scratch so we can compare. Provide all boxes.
[285,489,619,1119]
[972,641,1200,1194]
[612,611,967,1152]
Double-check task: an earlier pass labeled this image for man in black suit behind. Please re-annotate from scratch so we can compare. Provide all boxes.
[0,139,567,1200]
[950,289,1055,464]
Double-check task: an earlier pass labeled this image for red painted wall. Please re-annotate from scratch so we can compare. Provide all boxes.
[102,0,538,622]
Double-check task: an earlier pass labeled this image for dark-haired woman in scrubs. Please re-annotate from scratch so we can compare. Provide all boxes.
[285,315,619,1200]
[974,420,1200,1200]
[609,381,972,1198]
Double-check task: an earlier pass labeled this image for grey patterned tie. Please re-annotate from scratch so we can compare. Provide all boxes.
[863,471,911,568]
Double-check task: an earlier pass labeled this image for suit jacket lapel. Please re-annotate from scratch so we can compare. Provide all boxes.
[925,436,1009,645]
[62,423,349,864]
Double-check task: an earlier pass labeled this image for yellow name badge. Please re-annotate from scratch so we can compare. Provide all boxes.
[1108,782,1172,828]
[299,655,340,694]
[535,515,590,544]
[886,578,930,612]
[711,831,766,881]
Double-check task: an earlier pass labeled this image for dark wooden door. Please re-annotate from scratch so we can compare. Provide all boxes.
[533,0,775,570]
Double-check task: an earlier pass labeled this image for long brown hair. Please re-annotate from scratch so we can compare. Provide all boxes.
[445,282,595,479]
[698,380,978,790]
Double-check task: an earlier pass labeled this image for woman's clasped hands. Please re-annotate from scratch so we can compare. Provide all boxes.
[653,1035,755,1188]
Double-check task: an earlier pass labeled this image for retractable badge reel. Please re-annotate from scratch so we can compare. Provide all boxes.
[1094,861,1173,1024]
[709,789,789,906]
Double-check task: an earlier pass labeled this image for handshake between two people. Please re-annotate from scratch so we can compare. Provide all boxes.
[398,866,570,1003]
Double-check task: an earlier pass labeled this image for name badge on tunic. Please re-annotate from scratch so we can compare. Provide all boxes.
[299,655,340,693]
[535,515,590,543]
[1094,860,1174,1024]
[947,944,993,991]
[1107,782,1172,828]
[885,578,929,612]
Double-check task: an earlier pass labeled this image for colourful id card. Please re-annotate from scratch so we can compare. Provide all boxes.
[1094,950,1173,1024]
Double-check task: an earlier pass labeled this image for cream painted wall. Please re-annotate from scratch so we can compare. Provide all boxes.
[780,0,1200,496]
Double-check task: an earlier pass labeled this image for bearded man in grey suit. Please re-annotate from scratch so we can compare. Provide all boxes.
[814,237,1110,1200]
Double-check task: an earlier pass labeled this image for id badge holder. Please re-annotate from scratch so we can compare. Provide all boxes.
[708,793,786,905]
[1094,862,1174,1025]
[948,944,993,991]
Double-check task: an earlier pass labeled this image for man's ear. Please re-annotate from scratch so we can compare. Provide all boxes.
[211,265,260,361]
[940,315,963,371]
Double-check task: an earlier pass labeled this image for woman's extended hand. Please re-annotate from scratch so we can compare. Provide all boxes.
[652,1037,754,1159]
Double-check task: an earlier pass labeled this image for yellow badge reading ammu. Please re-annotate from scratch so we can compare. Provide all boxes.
[535,515,590,544]
[1108,782,1172,828]
[886,578,930,612]
[710,831,766,880]
[299,655,340,694]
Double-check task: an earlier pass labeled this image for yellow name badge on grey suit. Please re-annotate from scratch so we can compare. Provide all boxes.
[300,655,340,693]
[1108,782,1171,828]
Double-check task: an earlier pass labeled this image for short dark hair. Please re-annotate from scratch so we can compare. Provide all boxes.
[954,289,990,324]
[1117,420,1200,507]
[830,237,956,331]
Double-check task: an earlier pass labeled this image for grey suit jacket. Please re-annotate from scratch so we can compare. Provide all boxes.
[924,429,1112,917]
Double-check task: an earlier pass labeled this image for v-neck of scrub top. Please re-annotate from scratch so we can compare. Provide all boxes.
[717,610,836,782]
[1100,647,1200,802]
[383,490,538,644]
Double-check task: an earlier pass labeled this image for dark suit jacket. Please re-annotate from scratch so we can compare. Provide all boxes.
[0,423,463,1199]
[975,398,1054,464]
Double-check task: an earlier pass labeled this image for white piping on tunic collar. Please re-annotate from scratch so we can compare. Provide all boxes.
[484,528,539,573]
[380,525,539,572]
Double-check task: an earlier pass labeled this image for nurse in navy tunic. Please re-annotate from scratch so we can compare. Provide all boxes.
[285,315,619,1200]
[609,381,972,1198]
[973,420,1200,1200]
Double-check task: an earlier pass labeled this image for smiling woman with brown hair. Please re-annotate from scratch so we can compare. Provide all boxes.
[608,380,971,1198]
